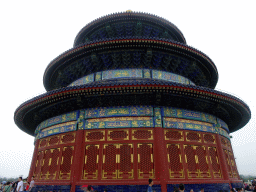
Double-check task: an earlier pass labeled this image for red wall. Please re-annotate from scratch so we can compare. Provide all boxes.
[28,128,241,191]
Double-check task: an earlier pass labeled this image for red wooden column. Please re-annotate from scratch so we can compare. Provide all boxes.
[70,130,84,192]
[215,134,229,181]
[154,126,168,192]
[229,142,241,180]
[28,140,40,181]
[180,131,189,181]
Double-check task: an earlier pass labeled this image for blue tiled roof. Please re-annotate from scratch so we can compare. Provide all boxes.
[74,11,186,46]
[43,37,218,91]
[14,78,250,136]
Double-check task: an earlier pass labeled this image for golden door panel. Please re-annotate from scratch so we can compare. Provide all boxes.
[166,144,184,179]
[83,145,99,180]
[59,146,74,180]
[137,143,154,179]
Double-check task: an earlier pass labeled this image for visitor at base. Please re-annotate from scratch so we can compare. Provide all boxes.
[12,181,18,192]
[147,179,155,192]
[173,187,179,192]
[16,177,24,192]
[86,185,93,192]
[252,178,256,187]
[25,182,29,191]
[28,176,34,192]
[3,182,11,192]
[23,179,27,192]
[179,183,185,192]
[1,184,5,192]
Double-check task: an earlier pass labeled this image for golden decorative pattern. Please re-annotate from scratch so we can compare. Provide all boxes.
[87,116,151,122]
[164,130,184,141]
[47,135,60,146]
[85,130,105,142]
[107,129,129,141]
[184,145,211,179]
[102,144,119,179]
[186,132,202,142]
[137,143,154,179]
[132,129,153,140]
[83,145,99,180]
[203,134,216,144]
[208,147,222,178]
[60,132,76,144]
[39,138,48,148]
[59,146,74,180]
[166,144,184,179]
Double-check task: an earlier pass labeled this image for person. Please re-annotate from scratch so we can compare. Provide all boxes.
[2,184,5,192]
[253,178,256,187]
[10,182,13,192]
[147,179,154,192]
[86,185,93,192]
[28,176,34,192]
[12,181,18,192]
[4,182,11,192]
[23,180,27,192]
[199,188,204,192]
[179,183,185,192]
[25,182,29,192]
[190,189,194,192]
[173,187,179,192]
[244,182,248,189]
[16,177,24,192]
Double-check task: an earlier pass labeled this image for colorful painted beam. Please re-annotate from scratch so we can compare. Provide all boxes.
[68,69,194,87]
[35,106,230,140]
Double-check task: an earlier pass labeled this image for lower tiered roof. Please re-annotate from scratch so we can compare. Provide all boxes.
[15,78,250,136]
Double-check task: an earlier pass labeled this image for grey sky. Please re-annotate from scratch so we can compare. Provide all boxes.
[0,0,255,178]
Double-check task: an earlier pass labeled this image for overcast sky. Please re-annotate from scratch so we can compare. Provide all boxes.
[0,0,255,178]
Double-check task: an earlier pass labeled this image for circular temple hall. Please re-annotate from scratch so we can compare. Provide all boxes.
[14,11,251,192]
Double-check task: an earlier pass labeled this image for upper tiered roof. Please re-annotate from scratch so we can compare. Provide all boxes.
[43,11,219,91]
[73,11,187,47]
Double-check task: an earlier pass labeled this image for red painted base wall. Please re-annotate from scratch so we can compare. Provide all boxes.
[28,128,242,192]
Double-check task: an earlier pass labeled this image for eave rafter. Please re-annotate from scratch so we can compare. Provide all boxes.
[15,80,250,136]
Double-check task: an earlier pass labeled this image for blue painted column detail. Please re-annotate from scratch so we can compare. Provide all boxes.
[154,107,162,127]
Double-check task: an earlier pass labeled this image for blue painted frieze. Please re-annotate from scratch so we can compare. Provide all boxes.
[68,69,195,87]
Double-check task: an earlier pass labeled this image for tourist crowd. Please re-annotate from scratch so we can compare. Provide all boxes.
[0,176,34,192]
[244,178,256,191]
[1,177,255,191]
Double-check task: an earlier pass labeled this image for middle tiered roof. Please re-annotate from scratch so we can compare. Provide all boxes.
[43,38,218,91]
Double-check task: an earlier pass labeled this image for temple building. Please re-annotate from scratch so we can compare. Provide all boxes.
[14,11,251,192]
